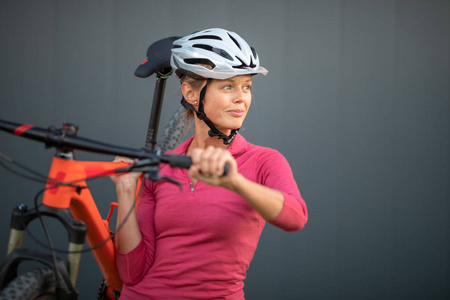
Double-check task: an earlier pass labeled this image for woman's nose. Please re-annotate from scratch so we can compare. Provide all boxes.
[233,88,249,103]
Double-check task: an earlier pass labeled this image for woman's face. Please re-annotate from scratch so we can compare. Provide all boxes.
[202,74,252,134]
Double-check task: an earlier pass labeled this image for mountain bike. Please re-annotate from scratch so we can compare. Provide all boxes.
[0,36,190,299]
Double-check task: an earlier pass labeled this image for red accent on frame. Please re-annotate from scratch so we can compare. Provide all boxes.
[141,59,148,65]
[13,124,34,135]
[47,172,67,195]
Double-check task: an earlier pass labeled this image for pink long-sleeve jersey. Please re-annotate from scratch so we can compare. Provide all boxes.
[115,134,308,299]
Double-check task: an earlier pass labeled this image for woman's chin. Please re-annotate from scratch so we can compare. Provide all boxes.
[220,123,244,133]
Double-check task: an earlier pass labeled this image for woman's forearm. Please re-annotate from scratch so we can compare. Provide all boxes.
[114,184,142,253]
[228,173,284,220]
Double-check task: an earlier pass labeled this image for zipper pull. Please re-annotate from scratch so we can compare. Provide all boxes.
[190,182,194,192]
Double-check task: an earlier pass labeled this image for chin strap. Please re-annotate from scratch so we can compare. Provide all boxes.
[180,79,239,145]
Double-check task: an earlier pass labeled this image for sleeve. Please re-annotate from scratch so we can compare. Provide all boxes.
[256,149,308,232]
[114,178,156,285]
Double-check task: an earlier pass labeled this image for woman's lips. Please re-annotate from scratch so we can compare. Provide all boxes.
[227,110,245,117]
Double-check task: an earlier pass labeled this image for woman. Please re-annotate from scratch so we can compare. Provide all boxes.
[111,28,308,299]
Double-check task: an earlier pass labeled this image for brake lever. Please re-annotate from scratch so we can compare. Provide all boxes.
[149,175,183,190]
[145,166,183,190]
[114,158,156,173]
[115,158,183,190]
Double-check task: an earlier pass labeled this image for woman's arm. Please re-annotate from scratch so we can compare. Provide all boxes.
[188,146,304,225]
[110,156,142,253]
[228,173,284,220]
[111,157,159,285]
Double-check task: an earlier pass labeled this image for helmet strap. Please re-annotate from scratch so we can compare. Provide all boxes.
[180,79,239,145]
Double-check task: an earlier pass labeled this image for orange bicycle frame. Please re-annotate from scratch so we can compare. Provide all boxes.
[43,156,129,294]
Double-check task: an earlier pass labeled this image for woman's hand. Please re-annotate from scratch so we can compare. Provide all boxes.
[188,146,240,189]
[110,156,142,194]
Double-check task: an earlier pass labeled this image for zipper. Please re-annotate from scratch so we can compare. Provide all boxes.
[185,168,195,192]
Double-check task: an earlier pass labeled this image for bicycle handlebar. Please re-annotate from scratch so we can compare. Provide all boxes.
[0,119,193,170]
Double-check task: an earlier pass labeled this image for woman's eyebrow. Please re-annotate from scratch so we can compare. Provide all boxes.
[222,78,253,84]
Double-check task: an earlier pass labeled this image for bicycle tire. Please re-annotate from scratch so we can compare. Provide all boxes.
[0,268,56,300]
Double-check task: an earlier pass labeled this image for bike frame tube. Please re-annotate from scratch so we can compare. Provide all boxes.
[43,157,129,292]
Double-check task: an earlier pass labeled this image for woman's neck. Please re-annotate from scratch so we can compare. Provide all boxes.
[186,120,229,154]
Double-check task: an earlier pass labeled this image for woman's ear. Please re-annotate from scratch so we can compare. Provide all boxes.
[181,82,199,106]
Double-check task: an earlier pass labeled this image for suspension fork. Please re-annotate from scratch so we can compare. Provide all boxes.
[6,204,87,287]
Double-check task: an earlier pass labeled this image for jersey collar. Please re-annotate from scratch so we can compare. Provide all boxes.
[171,133,248,157]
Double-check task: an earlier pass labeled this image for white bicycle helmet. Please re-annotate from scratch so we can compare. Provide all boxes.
[171,28,268,80]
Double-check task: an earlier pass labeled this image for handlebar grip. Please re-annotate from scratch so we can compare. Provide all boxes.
[167,154,230,176]
[223,163,230,176]
[167,154,192,169]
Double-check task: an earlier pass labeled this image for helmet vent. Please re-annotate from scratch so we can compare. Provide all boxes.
[233,56,256,69]
[184,58,216,69]
[193,44,233,61]
[228,33,242,50]
[193,44,214,51]
[250,47,258,59]
[189,35,222,41]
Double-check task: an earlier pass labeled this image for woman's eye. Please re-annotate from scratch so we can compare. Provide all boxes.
[244,85,252,91]
[223,85,231,90]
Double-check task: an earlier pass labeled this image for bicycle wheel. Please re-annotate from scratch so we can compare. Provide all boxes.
[0,268,56,300]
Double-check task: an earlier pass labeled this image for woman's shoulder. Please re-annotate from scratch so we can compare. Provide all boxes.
[164,136,194,155]
[241,138,288,164]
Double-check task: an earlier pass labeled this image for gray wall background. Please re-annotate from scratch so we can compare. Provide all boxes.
[0,0,449,299]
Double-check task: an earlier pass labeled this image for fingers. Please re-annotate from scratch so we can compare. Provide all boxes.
[110,156,141,186]
[190,146,235,178]
[113,156,135,164]
[201,146,222,176]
